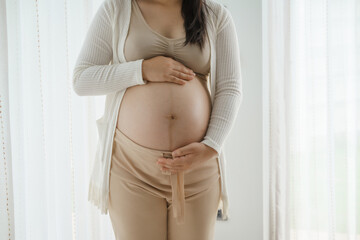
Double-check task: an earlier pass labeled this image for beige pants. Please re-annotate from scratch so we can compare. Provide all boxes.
[108,126,221,240]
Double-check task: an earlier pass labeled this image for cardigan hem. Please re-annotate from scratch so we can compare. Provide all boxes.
[88,179,109,215]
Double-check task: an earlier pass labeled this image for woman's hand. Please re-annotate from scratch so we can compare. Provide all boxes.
[156,142,218,174]
[142,56,196,85]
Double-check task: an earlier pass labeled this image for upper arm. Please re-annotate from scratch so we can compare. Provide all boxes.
[73,0,114,79]
[215,7,243,101]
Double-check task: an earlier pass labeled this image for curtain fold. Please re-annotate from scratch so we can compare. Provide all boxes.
[267,0,360,239]
[1,0,115,239]
[0,0,16,239]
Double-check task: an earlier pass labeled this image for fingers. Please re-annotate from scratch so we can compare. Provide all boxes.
[157,154,195,173]
[172,69,196,81]
[172,63,196,77]
[160,164,183,171]
[166,75,187,85]
[171,58,195,75]
[167,71,195,85]
[157,157,185,168]
[172,144,197,157]
[168,59,196,84]
[159,162,185,174]
[160,166,179,174]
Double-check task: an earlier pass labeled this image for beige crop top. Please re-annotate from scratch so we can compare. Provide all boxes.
[124,0,211,81]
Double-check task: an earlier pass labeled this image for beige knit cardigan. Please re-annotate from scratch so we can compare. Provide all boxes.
[72,0,243,221]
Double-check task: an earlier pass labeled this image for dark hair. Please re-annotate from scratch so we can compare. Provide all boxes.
[181,0,213,51]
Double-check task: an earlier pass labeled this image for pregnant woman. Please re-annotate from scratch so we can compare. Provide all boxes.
[72,0,243,239]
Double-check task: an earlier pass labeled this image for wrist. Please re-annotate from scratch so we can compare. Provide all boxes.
[141,59,148,81]
[201,143,218,157]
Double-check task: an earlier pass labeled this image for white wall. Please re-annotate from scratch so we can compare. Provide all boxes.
[214,0,263,239]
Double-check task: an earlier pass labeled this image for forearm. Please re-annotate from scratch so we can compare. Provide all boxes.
[73,59,147,96]
[201,90,243,156]
[200,8,243,156]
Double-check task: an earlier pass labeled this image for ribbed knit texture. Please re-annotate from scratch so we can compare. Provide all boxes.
[72,1,148,96]
[199,8,243,155]
[72,0,243,156]
[72,0,242,221]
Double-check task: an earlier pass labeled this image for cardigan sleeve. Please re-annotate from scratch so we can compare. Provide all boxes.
[72,0,147,96]
[200,8,243,156]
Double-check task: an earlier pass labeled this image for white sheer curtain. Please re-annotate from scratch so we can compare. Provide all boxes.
[265,0,360,239]
[0,0,115,239]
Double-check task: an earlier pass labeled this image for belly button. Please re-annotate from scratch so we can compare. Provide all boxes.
[168,114,176,120]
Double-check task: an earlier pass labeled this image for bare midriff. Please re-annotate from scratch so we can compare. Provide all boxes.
[116,76,211,152]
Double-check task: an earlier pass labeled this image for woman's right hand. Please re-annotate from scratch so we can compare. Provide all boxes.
[142,56,196,85]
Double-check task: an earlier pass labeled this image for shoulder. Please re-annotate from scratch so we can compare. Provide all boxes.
[204,0,233,34]
[100,0,126,13]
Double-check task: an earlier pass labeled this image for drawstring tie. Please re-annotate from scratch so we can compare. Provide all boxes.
[162,152,185,225]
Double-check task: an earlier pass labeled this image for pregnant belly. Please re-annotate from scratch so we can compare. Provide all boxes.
[116,76,212,152]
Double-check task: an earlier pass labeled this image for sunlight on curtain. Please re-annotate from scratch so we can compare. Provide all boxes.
[0,0,15,239]
[266,0,360,239]
[1,0,115,239]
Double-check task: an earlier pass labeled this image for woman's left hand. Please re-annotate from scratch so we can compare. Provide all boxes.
[156,142,218,174]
